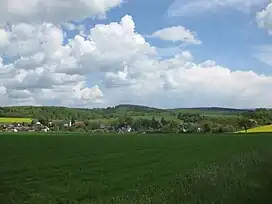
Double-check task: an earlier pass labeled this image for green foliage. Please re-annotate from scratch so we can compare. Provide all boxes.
[160,116,168,126]
[132,119,142,131]
[237,117,257,133]
[242,108,272,125]
[0,105,246,121]
[177,112,203,123]
[203,122,212,133]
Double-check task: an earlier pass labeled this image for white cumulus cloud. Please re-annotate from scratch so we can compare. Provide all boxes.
[0,0,123,24]
[256,1,272,33]
[168,0,269,17]
[152,26,202,45]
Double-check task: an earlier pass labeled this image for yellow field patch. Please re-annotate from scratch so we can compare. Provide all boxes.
[0,117,32,123]
[239,125,272,133]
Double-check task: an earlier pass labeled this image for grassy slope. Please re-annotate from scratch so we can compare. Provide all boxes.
[1,133,272,204]
[239,124,272,133]
[0,117,32,123]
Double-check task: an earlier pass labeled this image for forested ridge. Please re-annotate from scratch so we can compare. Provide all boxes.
[0,105,247,120]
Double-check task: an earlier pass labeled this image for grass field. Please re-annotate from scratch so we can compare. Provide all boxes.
[0,117,32,123]
[239,125,272,133]
[1,133,272,204]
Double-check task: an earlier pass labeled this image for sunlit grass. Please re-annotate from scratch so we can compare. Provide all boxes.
[0,117,32,123]
[239,125,272,133]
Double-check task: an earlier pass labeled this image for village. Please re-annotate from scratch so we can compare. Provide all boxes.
[0,120,50,133]
[0,119,134,134]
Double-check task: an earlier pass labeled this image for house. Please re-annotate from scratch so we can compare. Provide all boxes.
[74,121,85,127]
[181,128,187,133]
[127,125,132,132]
[42,126,50,132]
[100,124,112,132]
[63,120,72,127]
[117,125,132,134]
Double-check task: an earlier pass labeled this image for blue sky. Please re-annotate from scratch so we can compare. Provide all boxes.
[1,0,272,108]
[78,0,272,74]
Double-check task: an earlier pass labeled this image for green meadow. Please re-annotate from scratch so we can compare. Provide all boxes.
[1,133,272,204]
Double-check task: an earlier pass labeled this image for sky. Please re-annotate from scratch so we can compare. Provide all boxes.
[0,0,272,109]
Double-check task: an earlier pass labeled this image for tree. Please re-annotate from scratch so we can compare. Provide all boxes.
[168,120,180,133]
[118,116,133,126]
[177,113,183,120]
[160,117,168,126]
[160,124,171,133]
[203,123,211,133]
[88,121,100,130]
[132,119,142,131]
[141,118,151,128]
[151,116,160,129]
[38,117,49,126]
[124,116,134,125]
[237,118,255,134]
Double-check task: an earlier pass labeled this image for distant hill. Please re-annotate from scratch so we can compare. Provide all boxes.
[114,104,166,111]
[0,104,257,121]
[169,107,250,117]
[169,107,250,112]
[116,104,249,112]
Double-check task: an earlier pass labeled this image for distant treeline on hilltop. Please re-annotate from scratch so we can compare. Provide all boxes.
[0,104,270,120]
[0,104,250,120]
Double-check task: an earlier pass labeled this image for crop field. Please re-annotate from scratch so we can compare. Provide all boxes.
[1,133,272,204]
[0,117,32,123]
[239,125,272,133]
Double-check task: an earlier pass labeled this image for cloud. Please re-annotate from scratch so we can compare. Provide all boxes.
[168,0,269,17]
[0,23,105,106]
[256,1,272,33]
[255,2,272,66]
[0,15,272,108]
[0,0,123,24]
[151,26,202,45]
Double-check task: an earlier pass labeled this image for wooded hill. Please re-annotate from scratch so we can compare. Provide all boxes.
[0,104,248,121]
